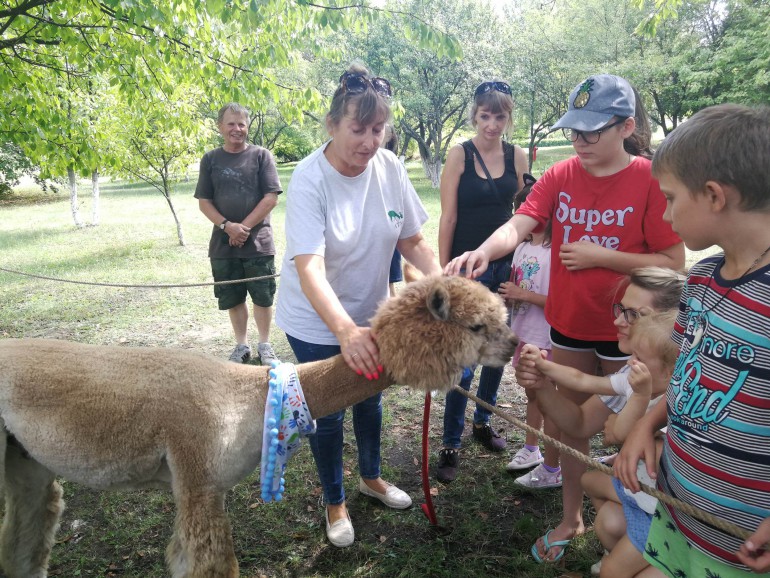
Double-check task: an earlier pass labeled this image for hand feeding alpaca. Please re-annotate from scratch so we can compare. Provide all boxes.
[0,274,517,578]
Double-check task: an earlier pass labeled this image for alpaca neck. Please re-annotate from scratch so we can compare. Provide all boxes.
[295,355,395,419]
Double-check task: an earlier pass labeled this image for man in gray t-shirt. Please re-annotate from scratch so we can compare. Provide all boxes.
[195,103,282,364]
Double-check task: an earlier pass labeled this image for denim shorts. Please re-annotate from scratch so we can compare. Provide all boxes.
[211,256,276,310]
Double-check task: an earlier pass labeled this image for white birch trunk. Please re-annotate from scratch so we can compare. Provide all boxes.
[422,157,442,188]
[68,167,84,228]
[91,170,100,226]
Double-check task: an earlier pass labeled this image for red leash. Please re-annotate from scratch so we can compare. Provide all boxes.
[420,392,439,525]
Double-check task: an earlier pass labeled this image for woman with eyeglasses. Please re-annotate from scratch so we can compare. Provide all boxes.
[275,63,441,548]
[446,74,685,562]
[434,79,529,483]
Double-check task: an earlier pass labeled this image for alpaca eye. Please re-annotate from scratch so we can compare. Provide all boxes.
[469,324,484,333]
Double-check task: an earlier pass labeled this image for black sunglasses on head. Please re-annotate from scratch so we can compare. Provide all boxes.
[339,72,392,98]
[474,81,512,97]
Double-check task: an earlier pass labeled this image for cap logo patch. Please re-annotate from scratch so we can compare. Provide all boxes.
[573,79,594,109]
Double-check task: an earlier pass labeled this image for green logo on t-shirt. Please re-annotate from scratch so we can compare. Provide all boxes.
[387,210,403,228]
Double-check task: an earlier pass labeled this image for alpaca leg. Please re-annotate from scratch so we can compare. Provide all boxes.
[166,488,238,578]
[0,443,63,578]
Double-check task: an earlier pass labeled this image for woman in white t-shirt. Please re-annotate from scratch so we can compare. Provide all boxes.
[275,63,441,548]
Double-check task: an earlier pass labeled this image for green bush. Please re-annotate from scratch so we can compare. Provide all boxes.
[0,142,59,199]
[272,125,318,162]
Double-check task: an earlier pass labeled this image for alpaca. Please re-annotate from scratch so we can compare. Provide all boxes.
[0,274,517,578]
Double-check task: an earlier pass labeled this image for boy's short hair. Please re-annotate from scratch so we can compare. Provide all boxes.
[629,310,679,371]
[652,104,770,211]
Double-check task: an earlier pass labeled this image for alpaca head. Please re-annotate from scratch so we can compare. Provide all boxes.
[371,275,518,391]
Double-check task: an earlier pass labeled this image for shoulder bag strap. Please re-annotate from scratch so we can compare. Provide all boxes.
[465,140,498,195]
[465,140,510,211]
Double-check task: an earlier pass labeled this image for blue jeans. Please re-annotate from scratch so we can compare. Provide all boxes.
[286,334,382,505]
[442,259,510,448]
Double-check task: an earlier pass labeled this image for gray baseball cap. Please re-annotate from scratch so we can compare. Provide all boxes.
[552,74,635,131]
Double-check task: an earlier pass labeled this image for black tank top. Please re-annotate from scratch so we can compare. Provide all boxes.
[450,140,518,260]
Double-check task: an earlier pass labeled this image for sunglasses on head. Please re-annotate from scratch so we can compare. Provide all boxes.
[474,81,512,97]
[339,72,392,98]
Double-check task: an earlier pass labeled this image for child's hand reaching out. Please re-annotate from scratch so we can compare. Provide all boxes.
[515,344,548,389]
[627,359,652,398]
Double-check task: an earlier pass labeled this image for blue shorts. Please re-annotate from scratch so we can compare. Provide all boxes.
[612,477,653,553]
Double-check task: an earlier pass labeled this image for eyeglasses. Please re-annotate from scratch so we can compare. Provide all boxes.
[474,81,512,97]
[612,303,644,324]
[339,72,392,98]
[562,118,626,144]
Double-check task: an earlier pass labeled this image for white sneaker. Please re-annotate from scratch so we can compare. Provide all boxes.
[506,447,545,471]
[514,464,562,488]
[325,507,354,547]
[257,342,278,364]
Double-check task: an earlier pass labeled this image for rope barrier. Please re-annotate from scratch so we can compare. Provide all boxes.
[452,385,752,542]
[0,266,279,289]
[0,263,754,542]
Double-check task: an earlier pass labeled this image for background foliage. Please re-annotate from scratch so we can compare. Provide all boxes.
[2,0,767,205]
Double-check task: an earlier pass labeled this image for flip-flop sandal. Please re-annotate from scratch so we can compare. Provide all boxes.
[531,529,572,563]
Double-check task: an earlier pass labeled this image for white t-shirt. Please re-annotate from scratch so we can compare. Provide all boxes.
[275,144,429,345]
[600,365,662,414]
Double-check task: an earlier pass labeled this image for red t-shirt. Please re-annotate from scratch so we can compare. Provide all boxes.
[517,155,680,341]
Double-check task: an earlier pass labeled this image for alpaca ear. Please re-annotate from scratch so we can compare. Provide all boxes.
[426,283,451,321]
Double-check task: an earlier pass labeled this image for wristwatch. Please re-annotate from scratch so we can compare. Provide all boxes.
[218,220,229,230]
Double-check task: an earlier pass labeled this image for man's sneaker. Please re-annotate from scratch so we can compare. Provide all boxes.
[472,423,506,451]
[228,344,252,364]
[257,342,278,364]
[514,464,562,489]
[436,448,459,483]
[506,447,545,471]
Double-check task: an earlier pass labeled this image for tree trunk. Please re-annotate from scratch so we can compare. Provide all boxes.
[161,168,185,246]
[68,167,84,228]
[422,156,442,188]
[91,170,100,226]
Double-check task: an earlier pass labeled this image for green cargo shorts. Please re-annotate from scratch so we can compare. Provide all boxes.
[210,256,277,310]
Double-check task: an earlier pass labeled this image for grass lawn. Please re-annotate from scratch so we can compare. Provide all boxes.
[0,155,715,578]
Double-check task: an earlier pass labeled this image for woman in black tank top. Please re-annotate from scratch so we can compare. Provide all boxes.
[435,81,529,483]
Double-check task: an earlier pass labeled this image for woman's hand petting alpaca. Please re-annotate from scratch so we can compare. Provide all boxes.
[338,325,381,380]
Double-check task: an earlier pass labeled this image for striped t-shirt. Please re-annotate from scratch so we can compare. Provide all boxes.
[659,253,770,568]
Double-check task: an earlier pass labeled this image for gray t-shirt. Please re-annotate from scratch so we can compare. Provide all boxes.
[275,144,428,345]
[194,144,282,258]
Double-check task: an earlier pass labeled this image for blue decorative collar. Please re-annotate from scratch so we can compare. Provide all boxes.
[260,361,316,502]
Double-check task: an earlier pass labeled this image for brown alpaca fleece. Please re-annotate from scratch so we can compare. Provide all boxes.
[0,274,516,578]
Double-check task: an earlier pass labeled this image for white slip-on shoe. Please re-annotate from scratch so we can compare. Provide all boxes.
[358,478,412,509]
[325,507,354,547]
